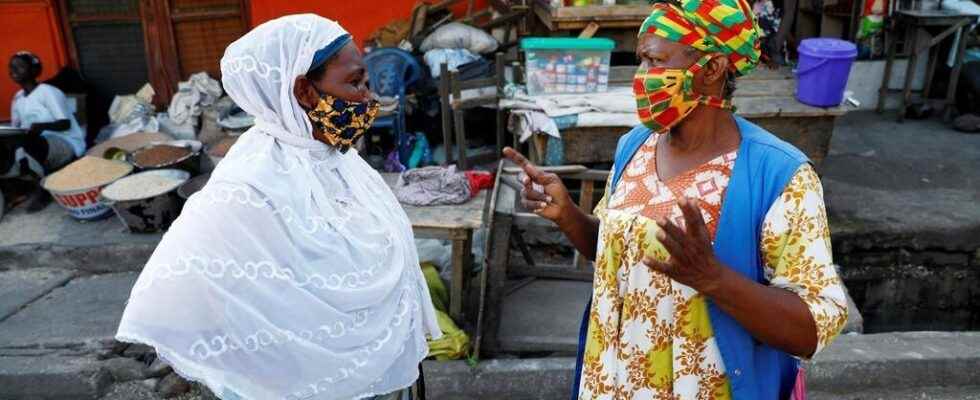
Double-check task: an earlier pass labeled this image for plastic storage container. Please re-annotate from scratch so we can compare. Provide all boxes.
[795,38,858,107]
[521,37,615,96]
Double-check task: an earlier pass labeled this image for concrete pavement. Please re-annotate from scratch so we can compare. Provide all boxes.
[0,266,977,399]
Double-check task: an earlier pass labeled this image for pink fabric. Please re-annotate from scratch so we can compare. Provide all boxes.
[790,367,807,400]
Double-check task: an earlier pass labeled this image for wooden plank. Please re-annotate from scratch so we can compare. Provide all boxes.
[733,97,781,118]
[749,116,836,168]
[450,230,473,322]
[566,169,610,182]
[578,179,595,214]
[455,77,497,90]
[514,212,557,228]
[481,212,513,354]
[473,160,505,359]
[560,126,623,164]
[510,263,595,281]
[732,79,796,98]
[170,8,240,22]
[452,95,498,109]
[740,67,794,81]
[428,0,464,15]
[550,4,652,21]
[503,165,588,175]
[578,21,600,38]
[68,13,141,24]
[439,64,453,166]
[454,107,469,170]
[532,1,556,31]
[479,8,529,31]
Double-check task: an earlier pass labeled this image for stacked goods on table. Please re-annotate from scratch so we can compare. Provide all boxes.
[41,156,133,220]
[521,38,615,95]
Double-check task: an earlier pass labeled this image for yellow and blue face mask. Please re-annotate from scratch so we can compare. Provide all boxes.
[307,95,380,153]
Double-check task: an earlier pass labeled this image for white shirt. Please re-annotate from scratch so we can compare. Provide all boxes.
[10,83,86,157]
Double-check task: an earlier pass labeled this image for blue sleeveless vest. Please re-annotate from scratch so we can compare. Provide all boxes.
[572,116,808,400]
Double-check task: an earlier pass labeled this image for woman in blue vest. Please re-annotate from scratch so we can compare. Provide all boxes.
[503,0,848,398]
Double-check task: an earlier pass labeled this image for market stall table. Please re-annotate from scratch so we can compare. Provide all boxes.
[506,66,848,168]
[876,9,978,122]
[382,173,488,322]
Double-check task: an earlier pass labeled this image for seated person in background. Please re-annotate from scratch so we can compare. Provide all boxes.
[2,51,87,212]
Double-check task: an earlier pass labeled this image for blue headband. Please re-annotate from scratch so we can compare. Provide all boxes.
[309,34,352,73]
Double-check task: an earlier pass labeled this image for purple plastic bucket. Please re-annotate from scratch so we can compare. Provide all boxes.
[796,38,858,107]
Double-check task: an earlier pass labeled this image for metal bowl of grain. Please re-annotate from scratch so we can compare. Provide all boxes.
[99,169,190,233]
[131,141,202,174]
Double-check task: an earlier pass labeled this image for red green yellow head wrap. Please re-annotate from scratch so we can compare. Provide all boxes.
[639,0,762,77]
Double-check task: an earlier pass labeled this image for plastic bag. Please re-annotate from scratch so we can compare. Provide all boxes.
[423,48,481,78]
[420,22,498,54]
[157,112,196,141]
[416,239,452,272]
[421,263,470,361]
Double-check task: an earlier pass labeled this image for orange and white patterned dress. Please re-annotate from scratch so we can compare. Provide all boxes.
[578,134,848,400]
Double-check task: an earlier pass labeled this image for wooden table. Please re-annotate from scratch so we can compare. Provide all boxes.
[876,9,978,122]
[382,173,488,322]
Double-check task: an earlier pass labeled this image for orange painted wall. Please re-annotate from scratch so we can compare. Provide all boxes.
[249,0,489,47]
[0,1,68,121]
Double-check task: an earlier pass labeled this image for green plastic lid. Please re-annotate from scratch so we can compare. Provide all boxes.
[520,37,615,51]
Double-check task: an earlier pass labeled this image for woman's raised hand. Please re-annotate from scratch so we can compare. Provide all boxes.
[502,147,575,225]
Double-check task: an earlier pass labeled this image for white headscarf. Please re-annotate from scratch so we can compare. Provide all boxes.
[117,14,441,400]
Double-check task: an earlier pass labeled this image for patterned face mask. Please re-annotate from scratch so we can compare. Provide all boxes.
[633,54,732,133]
[307,94,380,153]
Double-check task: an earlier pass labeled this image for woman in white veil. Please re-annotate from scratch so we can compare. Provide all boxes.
[116,14,441,400]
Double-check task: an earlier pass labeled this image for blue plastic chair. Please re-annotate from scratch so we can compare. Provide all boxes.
[364,48,422,148]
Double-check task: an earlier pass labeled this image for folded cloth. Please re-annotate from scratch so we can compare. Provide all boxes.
[393,166,471,206]
[508,110,560,143]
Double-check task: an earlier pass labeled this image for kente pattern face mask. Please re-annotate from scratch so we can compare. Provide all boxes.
[633,54,732,133]
[307,95,380,153]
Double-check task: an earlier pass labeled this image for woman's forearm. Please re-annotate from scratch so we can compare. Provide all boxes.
[555,206,600,261]
[703,264,818,357]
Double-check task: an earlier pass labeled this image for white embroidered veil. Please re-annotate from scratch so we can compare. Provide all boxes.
[116,14,441,400]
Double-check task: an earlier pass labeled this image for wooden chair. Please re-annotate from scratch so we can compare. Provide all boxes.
[438,52,510,170]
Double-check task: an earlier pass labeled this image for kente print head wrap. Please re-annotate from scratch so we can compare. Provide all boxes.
[639,0,762,77]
